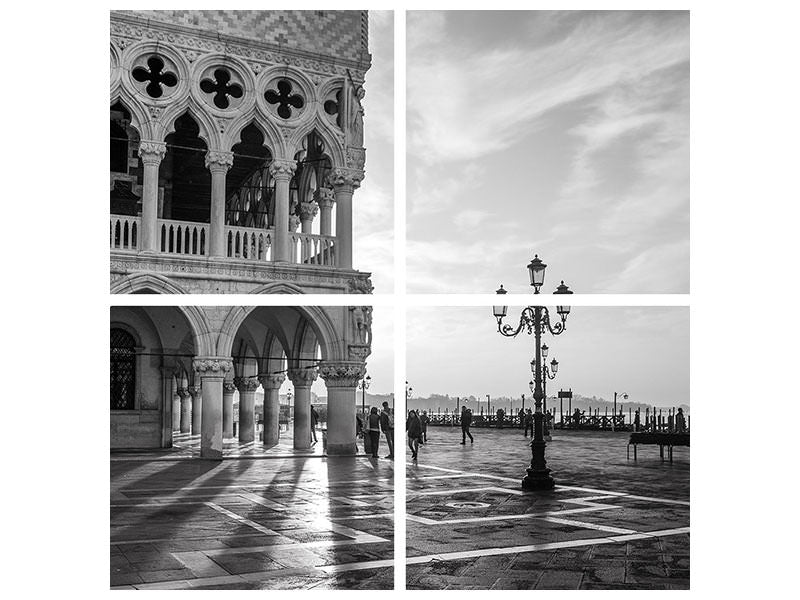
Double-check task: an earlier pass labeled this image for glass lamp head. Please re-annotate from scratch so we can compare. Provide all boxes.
[493,285,508,318]
[527,255,546,291]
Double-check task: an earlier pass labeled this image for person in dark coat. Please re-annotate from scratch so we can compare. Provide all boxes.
[366,407,381,458]
[406,410,423,460]
[460,405,474,444]
[419,410,430,443]
[379,401,394,459]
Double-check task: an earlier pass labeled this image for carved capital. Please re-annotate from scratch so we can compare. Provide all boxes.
[288,214,301,232]
[223,381,237,394]
[193,357,233,378]
[205,150,234,172]
[269,159,297,181]
[259,373,286,390]
[234,376,261,393]
[176,387,189,400]
[299,200,319,222]
[314,187,335,209]
[288,368,318,388]
[187,385,202,399]
[319,362,366,388]
[138,141,167,165]
[326,168,364,191]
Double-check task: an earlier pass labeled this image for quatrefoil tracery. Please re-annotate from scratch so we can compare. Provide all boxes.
[200,68,243,109]
[132,56,177,99]
[265,79,305,119]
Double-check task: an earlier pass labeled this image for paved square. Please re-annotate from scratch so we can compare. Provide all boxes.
[111,455,394,589]
[406,428,689,590]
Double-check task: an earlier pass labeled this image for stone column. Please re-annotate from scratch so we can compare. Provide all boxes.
[177,388,191,433]
[328,168,364,269]
[235,376,260,443]
[288,368,318,450]
[320,362,365,456]
[193,357,233,459]
[299,200,319,234]
[205,151,234,258]
[270,159,297,262]
[259,374,285,448]
[315,188,335,236]
[222,380,236,438]
[138,141,167,253]
[171,383,181,432]
[188,385,202,435]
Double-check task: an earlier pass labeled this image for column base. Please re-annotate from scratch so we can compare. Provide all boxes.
[326,442,358,456]
[200,449,223,460]
[522,468,555,491]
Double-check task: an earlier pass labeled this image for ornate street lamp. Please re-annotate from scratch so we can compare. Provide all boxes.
[612,391,628,432]
[530,353,559,436]
[493,255,573,491]
[358,374,371,418]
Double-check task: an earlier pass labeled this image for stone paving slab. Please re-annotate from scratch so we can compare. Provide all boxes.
[406,428,688,590]
[111,454,394,589]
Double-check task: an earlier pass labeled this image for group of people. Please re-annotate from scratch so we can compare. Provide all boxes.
[358,401,396,459]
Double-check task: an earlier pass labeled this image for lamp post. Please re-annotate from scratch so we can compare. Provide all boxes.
[405,381,412,413]
[358,374,371,419]
[493,254,572,491]
[530,352,558,437]
[612,391,628,432]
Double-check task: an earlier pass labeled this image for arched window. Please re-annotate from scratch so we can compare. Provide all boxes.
[110,328,136,410]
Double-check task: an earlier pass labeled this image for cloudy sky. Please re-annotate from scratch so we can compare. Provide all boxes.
[407,306,689,408]
[352,10,394,293]
[407,11,689,294]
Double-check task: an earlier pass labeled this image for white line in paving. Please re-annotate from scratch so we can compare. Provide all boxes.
[237,492,289,511]
[406,503,619,526]
[204,501,278,536]
[539,516,637,535]
[331,496,372,507]
[117,477,393,494]
[411,464,689,507]
[409,486,523,497]
[406,527,690,565]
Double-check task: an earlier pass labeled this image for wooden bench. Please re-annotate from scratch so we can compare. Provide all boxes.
[627,432,689,462]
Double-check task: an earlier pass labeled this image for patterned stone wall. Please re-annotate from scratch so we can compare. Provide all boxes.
[119,10,369,65]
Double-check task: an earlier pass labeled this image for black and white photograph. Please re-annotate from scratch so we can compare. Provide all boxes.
[407,11,689,293]
[110,9,393,294]
[110,304,394,589]
[405,304,689,590]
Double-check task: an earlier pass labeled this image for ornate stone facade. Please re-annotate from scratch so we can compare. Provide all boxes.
[110,10,373,294]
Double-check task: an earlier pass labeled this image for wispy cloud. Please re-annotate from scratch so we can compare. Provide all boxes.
[407,11,689,293]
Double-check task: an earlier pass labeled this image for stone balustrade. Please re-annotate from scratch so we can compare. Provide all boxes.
[110,215,140,251]
[290,232,336,266]
[159,219,208,256]
[112,215,338,267]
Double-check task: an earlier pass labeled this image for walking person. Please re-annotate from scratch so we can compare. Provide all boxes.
[675,407,687,433]
[407,410,423,460]
[524,408,533,437]
[460,405,474,444]
[633,409,641,432]
[366,407,381,458]
[518,407,525,429]
[380,401,394,459]
[419,410,430,443]
[310,405,319,443]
